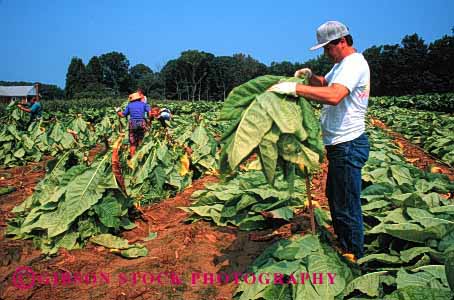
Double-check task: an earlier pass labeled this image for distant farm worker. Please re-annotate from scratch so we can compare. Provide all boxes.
[116,92,152,157]
[268,21,370,261]
[149,106,171,128]
[157,107,172,128]
[17,96,43,127]
[150,106,160,120]
[137,88,148,104]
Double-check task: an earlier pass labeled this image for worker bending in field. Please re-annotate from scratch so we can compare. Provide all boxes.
[150,106,172,128]
[157,107,171,128]
[17,96,43,127]
[116,92,152,157]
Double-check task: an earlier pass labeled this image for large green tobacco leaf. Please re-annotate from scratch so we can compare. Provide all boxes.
[229,99,274,170]
[445,249,454,291]
[94,196,123,228]
[189,123,218,172]
[396,266,449,290]
[417,217,454,239]
[191,124,209,146]
[7,124,21,140]
[357,253,401,265]
[257,285,292,300]
[49,122,64,142]
[38,165,88,206]
[222,76,324,185]
[77,217,108,240]
[70,116,88,133]
[277,135,320,171]
[256,92,307,141]
[383,223,432,243]
[52,231,79,252]
[361,183,395,201]
[120,245,148,258]
[387,286,452,300]
[259,125,280,184]
[234,235,353,300]
[292,269,321,300]
[128,140,158,184]
[220,75,284,121]
[236,261,301,300]
[236,194,259,211]
[185,170,306,230]
[12,151,76,213]
[343,271,389,297]
[306,250,351,299]
[91,233,130,249]
[91,233,148,259]
[399,247,440,263]
[390,165,413,185]
[22,134,34,150]
[60,132,76,149]
[298,98,324,162]
[13,148,25,158]
[390,192,428,209]
[22,155,117,237]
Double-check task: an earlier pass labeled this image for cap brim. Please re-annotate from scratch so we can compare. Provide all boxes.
[309,41,330,51]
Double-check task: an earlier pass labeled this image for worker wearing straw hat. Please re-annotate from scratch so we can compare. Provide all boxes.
[116,92,152,156]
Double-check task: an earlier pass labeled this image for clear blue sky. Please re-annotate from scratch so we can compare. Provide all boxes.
[1,0,453,88]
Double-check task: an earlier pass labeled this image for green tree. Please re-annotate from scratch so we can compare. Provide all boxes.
[138,73,164,100]
[304,54,332,77]
[398,34,428,94]
[179,50,215,101]
[78,56,109,98]
[377,44,401,95]
[98,51,131,96]
[231,53,267,87]
[427,35,454,92]
[363,45,384,96]
[268,61,303,76]
[129,63,153,91]
[64,57,86,98]
[40,84,65,99]
[86,56,103,84]
[208,56,237,100]
[161,59,186,100]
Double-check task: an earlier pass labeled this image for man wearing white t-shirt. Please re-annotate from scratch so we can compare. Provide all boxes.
[269,21,370,261]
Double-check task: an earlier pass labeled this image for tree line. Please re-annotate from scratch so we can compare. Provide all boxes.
[5,32,453,100]
[364,33,454,96]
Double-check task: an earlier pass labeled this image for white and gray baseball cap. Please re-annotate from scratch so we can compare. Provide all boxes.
[310,21,350,50]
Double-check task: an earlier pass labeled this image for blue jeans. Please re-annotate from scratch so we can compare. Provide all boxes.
[325,133,370,258]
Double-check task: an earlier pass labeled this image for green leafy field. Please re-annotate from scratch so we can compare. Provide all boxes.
[1,84,453,298]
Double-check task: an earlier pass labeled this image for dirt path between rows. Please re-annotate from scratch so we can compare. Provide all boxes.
[371,118,454,181]
[1,124,453,300]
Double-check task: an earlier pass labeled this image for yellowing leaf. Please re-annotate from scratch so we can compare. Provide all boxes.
[179,154,190,176]
[430,166,443,174]
[342,253,357,263]
[406,157,419,163]
[298,162,305,171]
[304,199,320,208]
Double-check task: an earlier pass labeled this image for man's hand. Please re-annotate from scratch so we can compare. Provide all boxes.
[115,107,121,113]
[294,68,313,80]
[267,82,298,97]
